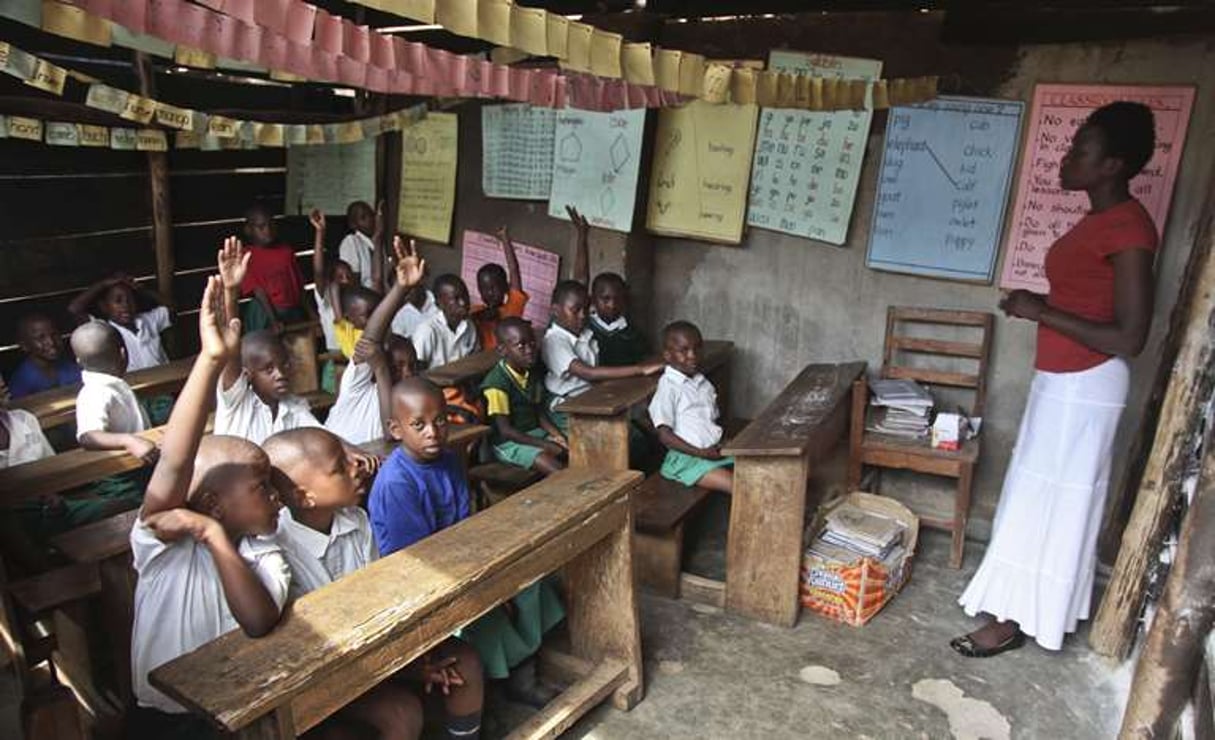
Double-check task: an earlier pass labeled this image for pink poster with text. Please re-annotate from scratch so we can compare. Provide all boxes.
[459,230,561,329]
[999,83,1195,292]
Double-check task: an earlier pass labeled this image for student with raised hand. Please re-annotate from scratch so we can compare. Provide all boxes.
[471,226,530,351]
[568,205,649,367]
[325,236,426,445]
[308,208,356,383]
[339,199,385,291]
[7,313,81,399]
[266,427,485,740]
[68,273,173,372]
[129,276,290,739]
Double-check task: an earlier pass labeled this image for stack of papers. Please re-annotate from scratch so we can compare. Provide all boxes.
[866,379,933,439]
[811,504,906,561]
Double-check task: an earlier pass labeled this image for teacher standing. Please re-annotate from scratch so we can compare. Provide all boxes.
[952,102,1159,657]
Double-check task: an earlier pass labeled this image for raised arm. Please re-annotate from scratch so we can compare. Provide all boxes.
[217,237,251,390]
[309,209,329,295]
[1001,249,1155,357]
[126,274,173,312]
[142,276,240,517]
[497,226,523,293]
[371,200,386,292]
[67,275,121,324]
[566,205,590,285]
[363,236,426,345]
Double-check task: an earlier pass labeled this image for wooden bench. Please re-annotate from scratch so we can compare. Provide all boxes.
[557,340,734,470]
[150,468,646,738]
[468,462,543,509]
[424,349,498,388]
[0,392,338,507]
[719,361,867,627]
[632,475,712,598]
[13,356,197,431]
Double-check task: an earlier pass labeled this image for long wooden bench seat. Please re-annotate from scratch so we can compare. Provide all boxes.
[150,468,646,738]
[632,475,711,598]
[557,340,734,470]
[721,360,866,627]
[469,462,543,509]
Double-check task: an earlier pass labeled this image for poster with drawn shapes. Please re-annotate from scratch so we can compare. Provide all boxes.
[459,229,561,328]
[547,108,646,233]
[867,96,1024,282]
[746,51,882,246]
[285,139,376,216]
[999,83,1195,292]
[481,104,555,200]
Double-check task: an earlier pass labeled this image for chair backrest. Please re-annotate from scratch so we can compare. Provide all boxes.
[880,306,994,417]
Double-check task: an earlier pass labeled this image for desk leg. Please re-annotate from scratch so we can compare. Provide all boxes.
[725,455,809,627]
[98,554,136,705]
[236,706,296,739]
[567,415,630,471]
[562,502,644,710]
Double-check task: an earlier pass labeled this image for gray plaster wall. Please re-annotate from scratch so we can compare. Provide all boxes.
[650,35,1215,533]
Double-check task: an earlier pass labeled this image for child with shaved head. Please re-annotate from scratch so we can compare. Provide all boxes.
[266,427,485,739]
[129,276,290,738]
[70,320,156,464]
[370,377,563,707]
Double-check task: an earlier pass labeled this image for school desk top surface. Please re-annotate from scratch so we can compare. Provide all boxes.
[13,356,196,429]
[424,349,498,387]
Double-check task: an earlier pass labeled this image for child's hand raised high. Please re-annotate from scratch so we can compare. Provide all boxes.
[199,275,241,362]
[308,208,326,234]
[390,235,426,289]
[565,205,590,234]
[217,236,251,290]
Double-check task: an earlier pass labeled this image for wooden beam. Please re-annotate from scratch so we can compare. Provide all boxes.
[1090,216,1215,659]
[134,52,175,307]
[1119,434,1215,738]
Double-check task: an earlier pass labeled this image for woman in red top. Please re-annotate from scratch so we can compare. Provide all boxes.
[952,102,1159,657]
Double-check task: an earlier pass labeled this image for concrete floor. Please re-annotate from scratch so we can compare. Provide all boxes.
[0,517,1128,740]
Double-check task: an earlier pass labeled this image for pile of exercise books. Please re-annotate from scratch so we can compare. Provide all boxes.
[865,378,934,439]
[808,502,906,562]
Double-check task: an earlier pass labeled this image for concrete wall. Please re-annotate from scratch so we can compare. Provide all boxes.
[649,30,1215,533]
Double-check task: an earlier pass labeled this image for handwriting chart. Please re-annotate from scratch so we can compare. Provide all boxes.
[746,52,882,246]
[459,229,561,328]
[999,83,1195,292]
[285,138,376,216]
[547,109,646,233]
[867,97,1024,282]
[481,104,555,200]
[646,98,760,244]
[399,111,459,244]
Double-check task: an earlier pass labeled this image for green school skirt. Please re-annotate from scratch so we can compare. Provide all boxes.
[492,428,549,470]
[141,394,175,427]
[660,450,734,487]
[460,580,564,679]
[239,301,307,334]
[16,468,147,543]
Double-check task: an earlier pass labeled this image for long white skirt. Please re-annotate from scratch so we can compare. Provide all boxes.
[958,357,1129,650]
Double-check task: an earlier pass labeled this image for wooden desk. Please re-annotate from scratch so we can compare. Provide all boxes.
[13,356,197,430]
[721,361,866,627]
[558,340,733,470]
[424,350,497,388]
[151,468,645,738]
[0,392,337,507]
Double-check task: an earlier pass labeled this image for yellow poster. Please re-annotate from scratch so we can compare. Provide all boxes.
[646,99,759,245]
[398,111,458,244]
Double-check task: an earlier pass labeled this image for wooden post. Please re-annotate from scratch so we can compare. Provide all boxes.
[1119,434,1215,738]
[1090,219,1215,659]
[134,53,175,306]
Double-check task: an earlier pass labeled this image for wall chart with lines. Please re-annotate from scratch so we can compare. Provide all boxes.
[866,96,1024,282]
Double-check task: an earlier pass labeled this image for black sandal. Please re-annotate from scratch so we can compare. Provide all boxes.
[950,630,1026,658]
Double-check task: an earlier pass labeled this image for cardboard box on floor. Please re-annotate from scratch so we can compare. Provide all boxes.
[800,492,919,626]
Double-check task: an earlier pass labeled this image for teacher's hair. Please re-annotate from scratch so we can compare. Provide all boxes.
[1084,102,1156,180]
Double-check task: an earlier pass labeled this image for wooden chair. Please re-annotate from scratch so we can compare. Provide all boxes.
[847,307,994,569]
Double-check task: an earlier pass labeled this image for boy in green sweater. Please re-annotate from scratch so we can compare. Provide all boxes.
[480,318,567,475]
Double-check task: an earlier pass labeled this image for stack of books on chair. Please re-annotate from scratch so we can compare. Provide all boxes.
[865,378,934,440]
[807,502,906,563]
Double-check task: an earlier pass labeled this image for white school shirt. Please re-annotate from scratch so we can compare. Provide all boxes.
[0,409,55,468]
[214,374,322,446]
[276,506,377,601]
[75,370,150,441]
[543,323,598,405]
[648,366,723,449]
[411,311,477,368]
[104,306,171,371]
[338,231,376,290]
[130,518,290,713]
[390,290,439,339]
[314,286,340,352]
[324,362,383,445]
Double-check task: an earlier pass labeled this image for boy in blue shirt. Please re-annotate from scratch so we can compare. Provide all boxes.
[8,313,81,398]
[369,377,563,708]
